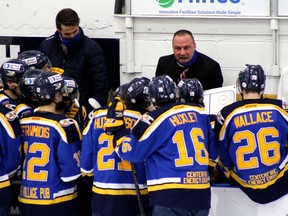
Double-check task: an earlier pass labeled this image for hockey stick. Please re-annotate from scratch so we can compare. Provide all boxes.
[108,90,145,215]
[131,163,145,216]
[88,98,101,109]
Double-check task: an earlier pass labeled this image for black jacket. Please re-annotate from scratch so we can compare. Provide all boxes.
[155,51,223,90]
[39,28,109,112]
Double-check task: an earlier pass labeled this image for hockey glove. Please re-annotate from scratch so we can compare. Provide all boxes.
[50,67,64,75]
[66,99,80,119]
[104,96,126,135]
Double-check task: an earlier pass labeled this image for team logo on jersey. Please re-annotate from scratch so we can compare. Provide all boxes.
[216,111,225,125]
[59,119,74,127]
[122,137,132,153]
[5,104,16,110]
[5,111,17,121]
[140,114,154,125]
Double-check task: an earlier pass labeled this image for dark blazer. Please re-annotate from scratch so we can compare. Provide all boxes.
[155,51,223,90]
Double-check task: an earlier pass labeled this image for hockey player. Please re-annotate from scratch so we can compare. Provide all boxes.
[18,69,42,109]
[177,78,205,106]
[81,77,153,216]
[104,75,218,216]
[214,64,288,204]
[17,50,66,76]
[17,50,83,120]
[0,59,36,119]
[0,106,22,216]
[0,59,29,107]
[17,50,52,72]
[19,71,82,216]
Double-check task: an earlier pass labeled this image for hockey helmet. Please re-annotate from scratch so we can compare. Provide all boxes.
[18,69,43,100]
[123,77,152,109]
[33,71,65,103]
[177,78,204,106]
[0,59,29,89]
[237,64,266,94]
[114,83,129,98]
[17,50,51,70]
[149,75,177,107]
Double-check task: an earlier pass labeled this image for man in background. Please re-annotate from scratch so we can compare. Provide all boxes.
[155,29,223,90]
[39,8,109,113]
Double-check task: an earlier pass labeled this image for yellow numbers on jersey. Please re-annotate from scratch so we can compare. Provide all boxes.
[173,128,208,167]
[97,133,132,171]
[234,127,280,170]
[22,141,50,181]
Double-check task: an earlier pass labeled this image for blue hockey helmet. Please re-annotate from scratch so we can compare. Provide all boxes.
[177,78,204,106]
[114,83,129,98]
[124,77,152,109]
[17,50,51,70]
[237,64,266,94]
[0,59,29,89]
[33,71,65,104]
[149,75,177,107]
[18,69,43,101]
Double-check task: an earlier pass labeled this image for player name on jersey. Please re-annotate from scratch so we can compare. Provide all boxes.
[21,125,50,138]
[233,111,274,128]
[169,111,199,126]
[93,115,137,129]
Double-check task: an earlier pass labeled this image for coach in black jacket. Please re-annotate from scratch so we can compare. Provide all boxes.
[39,8,109,113]
[155,29,223,90]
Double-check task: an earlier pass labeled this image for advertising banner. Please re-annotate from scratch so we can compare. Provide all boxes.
[131,0,270,17]
[278,0,288,16]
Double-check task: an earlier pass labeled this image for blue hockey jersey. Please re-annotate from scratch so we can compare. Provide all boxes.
[115,102,218,209]
[19,111,81,207]
[214,98,288,204]
[81,107,150,216]
[0,104,22,207]
[0,92,34,119]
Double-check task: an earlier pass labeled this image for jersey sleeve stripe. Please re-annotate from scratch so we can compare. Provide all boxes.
[61,173,81,182]
[93,181,147,190]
